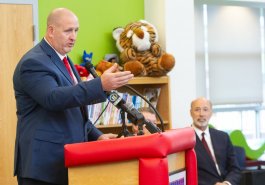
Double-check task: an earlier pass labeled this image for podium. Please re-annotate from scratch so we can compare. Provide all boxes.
[64,127,197,185]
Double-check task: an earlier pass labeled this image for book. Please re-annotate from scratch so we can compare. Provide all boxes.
[87,88,161,125]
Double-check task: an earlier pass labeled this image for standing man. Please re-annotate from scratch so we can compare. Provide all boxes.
[190,97,241,185]
[13,8,133,185]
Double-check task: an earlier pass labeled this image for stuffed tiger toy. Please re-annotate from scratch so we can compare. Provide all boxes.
[112,20,175,77]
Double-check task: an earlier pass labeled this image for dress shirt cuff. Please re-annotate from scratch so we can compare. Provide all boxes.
[223,181,231,185]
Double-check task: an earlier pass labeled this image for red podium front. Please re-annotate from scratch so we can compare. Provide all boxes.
[64,127,197,185]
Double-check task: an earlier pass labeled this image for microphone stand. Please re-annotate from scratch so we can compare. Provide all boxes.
[117,110,134,138]
[137,123,144,136]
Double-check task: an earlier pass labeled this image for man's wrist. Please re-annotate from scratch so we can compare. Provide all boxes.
[223,181,231,185]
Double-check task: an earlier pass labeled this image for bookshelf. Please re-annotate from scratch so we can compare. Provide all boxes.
[96,76,171,134]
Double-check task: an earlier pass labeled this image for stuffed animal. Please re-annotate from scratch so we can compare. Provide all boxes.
[80,51,122,77]
[95,60,114,76]
[74,64,89,81]
[96,53,125,76]
[80,50,111,77]
[112,20,175,77]
[80,50,93,67]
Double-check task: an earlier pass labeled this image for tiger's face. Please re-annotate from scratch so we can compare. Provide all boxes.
[113,20,158,52]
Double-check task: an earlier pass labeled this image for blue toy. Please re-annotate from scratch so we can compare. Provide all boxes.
[80,50,93,67]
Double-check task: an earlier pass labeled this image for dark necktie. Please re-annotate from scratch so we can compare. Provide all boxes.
[201,132,214,161]
[63,57,74,81]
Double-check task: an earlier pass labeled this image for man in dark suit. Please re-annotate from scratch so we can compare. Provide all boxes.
[190,97,241,185]
[13,8,133,185]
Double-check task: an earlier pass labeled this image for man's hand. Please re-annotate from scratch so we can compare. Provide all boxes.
[100,63,134,91]
[97,133,118,140]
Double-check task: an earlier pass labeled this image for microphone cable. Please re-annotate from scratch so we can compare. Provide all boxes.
[123,84,165,132]
[92,101,110,125]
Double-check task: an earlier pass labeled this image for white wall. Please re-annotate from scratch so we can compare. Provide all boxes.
[145,0,196,128]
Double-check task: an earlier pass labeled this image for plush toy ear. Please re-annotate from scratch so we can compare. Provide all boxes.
[112,27,124,40]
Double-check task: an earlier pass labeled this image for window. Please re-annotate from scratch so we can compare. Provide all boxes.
[259,110,265,138]
[195,1,265,145]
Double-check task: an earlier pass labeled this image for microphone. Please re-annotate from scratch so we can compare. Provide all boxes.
[108,93,161,133]
[85,62,161,133]
[125,103,160,133]
[85,62,98,79]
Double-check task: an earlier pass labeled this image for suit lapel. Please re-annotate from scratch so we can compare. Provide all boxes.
[209,129,221,170]
[39,39,74,84]
[68,56,88,121]
[68,58,80,81]
[39,39,88,121]
[195,133,219,175]
[196,134,214,163]
[54,56,74,84]
[209,129,223,176]
[209,129,220,162]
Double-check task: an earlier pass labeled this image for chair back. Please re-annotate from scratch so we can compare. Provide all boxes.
[234,146,246,170]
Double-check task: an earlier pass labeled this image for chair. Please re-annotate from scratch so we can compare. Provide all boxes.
[234,146,265,170]
[234,146,246,170]
[234,146,265,185]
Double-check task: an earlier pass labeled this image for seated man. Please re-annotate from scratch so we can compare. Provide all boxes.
[131,107,157,135]
[190,97,242,185]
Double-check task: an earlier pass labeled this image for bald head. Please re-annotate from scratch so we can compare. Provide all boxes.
[45,8,79,55]
[191,97,212,110]
[190,97,212,131]
[47,8,78,29]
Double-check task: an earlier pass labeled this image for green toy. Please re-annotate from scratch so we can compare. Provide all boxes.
[230,130,265,160]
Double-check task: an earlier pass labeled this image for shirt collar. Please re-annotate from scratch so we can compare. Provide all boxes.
[192,125,210,139]
[44,37,66,60]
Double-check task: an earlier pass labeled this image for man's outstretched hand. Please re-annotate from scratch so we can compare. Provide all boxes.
[100,63,134,91]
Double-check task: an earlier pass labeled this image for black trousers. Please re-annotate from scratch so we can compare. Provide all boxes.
[17,177,62,185]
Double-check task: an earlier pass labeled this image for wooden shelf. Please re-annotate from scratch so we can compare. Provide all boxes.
[96,121,169,129]
[128,76,169,85]
[97,122,169,134]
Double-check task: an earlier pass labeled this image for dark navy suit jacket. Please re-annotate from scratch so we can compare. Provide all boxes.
[195,128,242,185]
[13,39,106,185]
